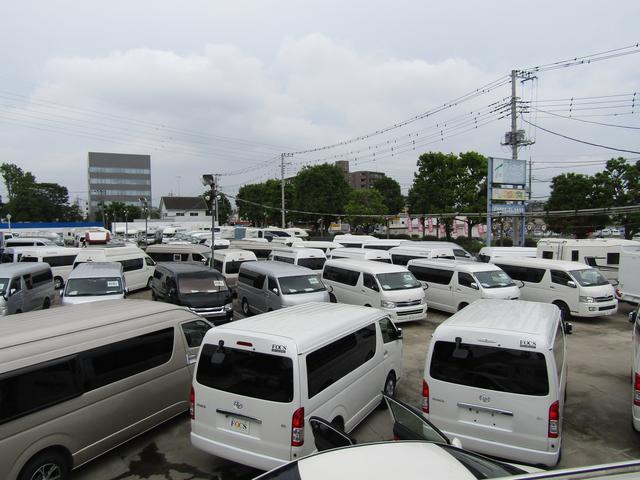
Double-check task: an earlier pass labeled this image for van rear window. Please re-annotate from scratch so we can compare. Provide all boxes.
[196,345,293,403]
[430,341,549,396]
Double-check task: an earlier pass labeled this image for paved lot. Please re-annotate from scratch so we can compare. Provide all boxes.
[65,288,640,479]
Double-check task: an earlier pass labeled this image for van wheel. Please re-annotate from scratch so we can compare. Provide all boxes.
[53,276,63,290]
[15,309,22,314]
[43,298,51,310]
[458,302,469,311]
[329,293,337,303]
[241,298,251,316]
[380,372,396,408]
[147,277,153,289]
[364,304,372,308]
[19,450,70,480]
[553,301,571,321]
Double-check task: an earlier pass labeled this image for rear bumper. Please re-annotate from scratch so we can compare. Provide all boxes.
[191,432,286,471]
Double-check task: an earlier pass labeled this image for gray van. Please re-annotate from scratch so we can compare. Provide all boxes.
[0,300,214,480]
[0,263,55,314]
[237,261,330,316]
[151,262,233,324]
[61,262,126,306]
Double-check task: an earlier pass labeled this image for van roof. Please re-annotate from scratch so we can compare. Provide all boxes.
[213,248,258,260]
[68,262,123,279]
[75,245,145,258]
[271,247,326,257]
[239,260,314,276]
[0,263,51,276]
[20,247,81,257]
[437,299,559,348]
[478,246,537,254]
[325,258,408,273]
[145,244,211,254]
[331,248,390,258]
[537,238,640,247]
[492,256,593,271]
[214,302,384,354]
[407,258,502,272]
[157,262,224,276]
[389,246,455,256]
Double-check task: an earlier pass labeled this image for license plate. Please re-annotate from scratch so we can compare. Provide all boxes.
[229,417,250,434]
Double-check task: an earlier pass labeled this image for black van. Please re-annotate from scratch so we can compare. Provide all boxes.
[151,262,233,324]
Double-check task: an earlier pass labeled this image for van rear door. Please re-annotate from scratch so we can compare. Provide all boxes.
[193,334,299,467]
[427,338,553,456]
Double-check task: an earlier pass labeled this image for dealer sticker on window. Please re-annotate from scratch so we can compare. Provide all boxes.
[272,344,287,353]
[107,281,119,287]
[229,417,250,434]
[520,339,536,349]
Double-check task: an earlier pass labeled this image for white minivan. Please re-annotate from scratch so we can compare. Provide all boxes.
[492,257,618,320]
[212,249,258,290]
[61,262,126,305]
[406,259,520,313]
[423,299,569,467]
[19,247,81,290]
[329,248,391,263]
[322,259,427,323]
[388,245,456,266]
[269,247,327,271]
[190,302,404,470]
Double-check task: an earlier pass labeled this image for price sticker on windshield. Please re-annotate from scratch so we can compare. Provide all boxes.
[308,278,320,284]
[107,281,119,287]
[213,280,225,287]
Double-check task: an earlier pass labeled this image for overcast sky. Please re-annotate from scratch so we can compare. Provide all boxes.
[1,1,638,209]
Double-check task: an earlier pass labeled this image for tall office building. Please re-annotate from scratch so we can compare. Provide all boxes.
[87,152,151,219]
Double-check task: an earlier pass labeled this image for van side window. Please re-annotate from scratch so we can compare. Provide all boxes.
[607,252,620,265]
[458,272,475,288]
[571,250,579,261]
[149,253,174,262]
[453,249,468,258]
[542,251,554,259]
[181,320,213,348]
[213,259,223,271]
[9,277,21,293]
[379,317,398,344]
[390,254,415,266]
[363,273,379,291]
[82,328,174,390]
[322,266,359,286]
[153,270,163,280]
[23,274,33,289]
[306,324,377,398]
[553,323,564,381]
[120,258,143,272]
[551,270,572,286]
[145,256,156,267]
[238,270,254,286]
[43,255,77,267]
[268,277,279,294]
[253,274,266,289]
[408,266,453,285]
[495,264,545,283]
[192,253,205,263]
[32,269,53,286]
[273,255,294,264]
[0,356,82,426]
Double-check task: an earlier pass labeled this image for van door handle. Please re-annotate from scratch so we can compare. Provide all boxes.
[187,354,197,364]
[384,349,389,358]
[550,286,556,290]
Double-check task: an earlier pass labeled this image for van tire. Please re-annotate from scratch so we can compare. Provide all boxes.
[147,277,153,289]
[364,304,372,308]
[380,372,396,408]
[553,301,571,321]
[15,309,22,314]
[458,302,469,311]
[241,298,251,316]
[18,449,70,480]
[54,276,63,290]
[329,293,337,303]
[43,297,51,309]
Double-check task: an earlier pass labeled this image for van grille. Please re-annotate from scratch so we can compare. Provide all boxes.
[397,308,424,316]
[595,295,614,302]
[599,305,616,311]
[395,299,422,307]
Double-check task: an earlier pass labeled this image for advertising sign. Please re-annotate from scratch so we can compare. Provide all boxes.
[493,158,526,185]
[491,204,525,215]
[492,188,527,201]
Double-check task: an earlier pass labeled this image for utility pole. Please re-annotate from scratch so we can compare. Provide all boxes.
[281,153,293,228]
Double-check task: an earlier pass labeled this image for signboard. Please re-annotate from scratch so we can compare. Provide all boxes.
[492,204,525,215]
[492,188,527,201]
[493,158,526,185]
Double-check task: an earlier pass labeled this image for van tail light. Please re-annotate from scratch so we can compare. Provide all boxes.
[190,386,195,420]
[634,374,640,406]
[548,401,559,438]
[422,380,430,413]
[291,407,304,447]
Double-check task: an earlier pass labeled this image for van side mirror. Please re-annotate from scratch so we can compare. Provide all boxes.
[516,280,525,289]
[610,279,619,287]
[271,287,279,296]
[9,288,16,297]
[563,321,573,335]
[422,283,429,290]
[630,311,637,324]
[470,282,479,290]
[169,287,177,296]
[451,437,463,449]
[59,289,64,297]
[566,280,577,289]
[393,327,403,340]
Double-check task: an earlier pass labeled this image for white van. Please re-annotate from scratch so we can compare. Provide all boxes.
[329,248,391,263]
[145,244,211,265]
[5,237,57,248]
[618,245,640,304]
[212,249,258,290]
[492,257,618,320]
[298,241,342,254]
[322,259,426,324]
[333,234,377,248]
[388,245,456,265]
[1,246,33,264]
[407,259,520,313]
[361,239,409,250]
[190,302,404,470]
[19,247,81,290]
[61,262,126,305]
[423,299,569,467]
[270,247,327,271]
[73,246,156,292]
[477,247,537,263]
[409,241,475,261]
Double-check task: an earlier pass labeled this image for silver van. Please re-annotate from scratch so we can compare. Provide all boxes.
[0,263,55,314]
[0,300,214,480]
[237,261,330,316]
[61,262,126,305]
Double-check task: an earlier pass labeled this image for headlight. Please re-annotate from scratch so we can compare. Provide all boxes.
[381,300,396,308]
[224,303,233,312]
[579,296,595,303]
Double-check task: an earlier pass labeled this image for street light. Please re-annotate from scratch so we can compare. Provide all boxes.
[201,174,217,268]
[6,213,11,231]
[139,197,149,246]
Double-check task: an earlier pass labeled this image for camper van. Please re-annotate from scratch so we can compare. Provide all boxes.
[61,262,126,305]
[423,299,569,467]
[477,247,537,263]
[406,259,520,313]
[212,249,258,290]
[73,246,156,292]
[0,263,55,314]
[388,245,456,265]
[270,247,327,270]
[617,245,640,304]
[190,302,403,470]
[329,248,392,263]
[19,247,81,289]
[0,300,213,480]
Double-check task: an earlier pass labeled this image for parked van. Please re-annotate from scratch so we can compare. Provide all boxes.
[333,234,377,248]
[492,257,618,320]
[322,259,426,324]
[5,237,57,248]
[19,247,81,290]
[270,247,327,270]
[237,261,330,316]
[151,263,233,324]
[329,247,392,263]
[73,246,156,292]
[409,241,474,261]
[388,245,456,265]
[212,249,258,290]
[146,243,211,265]
[407,259,520,313]
[361,239,409,250]
[229,239,274,260]
[478,247,537,263]
[190,302,404,470]
[0,263,55,315]
[61,262,126,306]
[423,299,569,467]
[617,245,640,304]
[0,300,214,480]
[297,240,342,254]
[0,246,32,264]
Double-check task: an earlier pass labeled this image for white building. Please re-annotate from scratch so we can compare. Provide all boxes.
[159,196,208,221]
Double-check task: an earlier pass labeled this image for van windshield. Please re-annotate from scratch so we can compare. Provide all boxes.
[1,253,14,263]
[474,270,515,289]
[178,273,228,294]
[430,341,549,396]
[297,257,326,270]
[376,272,420,291]
[65,277,123,296]
[279,275,326,294]
[569,269,609,287]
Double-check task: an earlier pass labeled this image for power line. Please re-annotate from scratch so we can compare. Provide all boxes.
[520,43,640,73]
[529,107,640,130]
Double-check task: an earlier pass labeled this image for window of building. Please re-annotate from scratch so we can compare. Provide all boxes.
[190,212,199,216]
[175,213,185,216]
[89,167,151,174]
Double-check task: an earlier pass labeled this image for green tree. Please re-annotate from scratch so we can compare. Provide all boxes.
[236,179,293,226]
[344,189,387,230]
[372,176,405,215]
[456,151,488,239]
[292,164,351,232]
[0,163,35,202]
[216,193,232,225]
